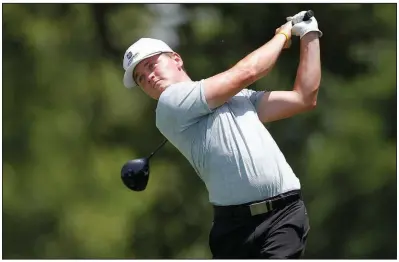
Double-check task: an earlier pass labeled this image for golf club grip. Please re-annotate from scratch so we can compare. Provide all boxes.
[303,10,314,21]
[291,10,314,25]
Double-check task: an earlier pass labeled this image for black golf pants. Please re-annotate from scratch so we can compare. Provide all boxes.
[209,193,310,259]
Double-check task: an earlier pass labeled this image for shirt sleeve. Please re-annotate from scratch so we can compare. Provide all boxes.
[156,80,214,132]
[240,88,266,111]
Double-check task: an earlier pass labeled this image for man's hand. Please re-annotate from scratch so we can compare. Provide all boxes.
[287,11,323,39]
[275,21,293,49]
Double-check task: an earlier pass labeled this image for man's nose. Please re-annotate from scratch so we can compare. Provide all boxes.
[147,73,156,84]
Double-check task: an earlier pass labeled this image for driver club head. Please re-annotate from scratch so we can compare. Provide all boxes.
[121,158,150,191]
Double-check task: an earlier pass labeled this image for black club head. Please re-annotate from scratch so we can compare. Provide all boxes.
[121,158,150,191]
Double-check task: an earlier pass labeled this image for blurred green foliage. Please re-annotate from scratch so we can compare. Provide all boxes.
[3,3,396,259]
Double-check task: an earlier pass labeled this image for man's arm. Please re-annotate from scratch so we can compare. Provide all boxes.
[256,32,321,123]
[203,22,292,110]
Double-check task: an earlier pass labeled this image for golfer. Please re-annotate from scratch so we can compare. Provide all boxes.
[121,11,322,258]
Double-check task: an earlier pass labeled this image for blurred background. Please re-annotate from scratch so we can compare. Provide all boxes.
[2,3,397,259]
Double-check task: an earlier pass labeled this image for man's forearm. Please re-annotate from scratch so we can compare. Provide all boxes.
[203,23,291,109]
[234,34,287,85]
[293,32,321,106]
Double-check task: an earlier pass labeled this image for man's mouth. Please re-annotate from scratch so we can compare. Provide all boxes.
[153,80,160,89]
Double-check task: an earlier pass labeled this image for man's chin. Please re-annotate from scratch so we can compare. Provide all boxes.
[158,82,170,91]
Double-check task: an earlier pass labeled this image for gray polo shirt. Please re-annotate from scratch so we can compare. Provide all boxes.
[156,80,300,206]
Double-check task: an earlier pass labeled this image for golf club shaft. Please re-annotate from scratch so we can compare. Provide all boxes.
[147,139,168,160]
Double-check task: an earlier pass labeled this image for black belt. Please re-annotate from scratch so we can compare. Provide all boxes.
[213,190,302,219]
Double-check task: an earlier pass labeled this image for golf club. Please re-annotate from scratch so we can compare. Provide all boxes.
[292,10,314,25]
[121,139,168,191]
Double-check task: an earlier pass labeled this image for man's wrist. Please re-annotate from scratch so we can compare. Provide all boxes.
[300,31,320,40]
[275,32,290,47]
[277,32,290,42]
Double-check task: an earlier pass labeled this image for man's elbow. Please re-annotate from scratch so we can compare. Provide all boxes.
[303,85,320,110]
[305,99,317,111]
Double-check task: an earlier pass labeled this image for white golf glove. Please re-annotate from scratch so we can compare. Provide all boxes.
[286,11,323,39]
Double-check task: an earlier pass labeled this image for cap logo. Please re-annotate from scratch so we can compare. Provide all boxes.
[126,51,140,67]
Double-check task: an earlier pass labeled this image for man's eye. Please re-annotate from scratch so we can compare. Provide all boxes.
[138,75,143,83]
[149,63,155,70]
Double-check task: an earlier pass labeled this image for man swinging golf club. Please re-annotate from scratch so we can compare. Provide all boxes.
[121,10,322,258]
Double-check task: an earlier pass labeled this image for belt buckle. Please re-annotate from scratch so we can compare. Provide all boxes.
[249,201,271,216]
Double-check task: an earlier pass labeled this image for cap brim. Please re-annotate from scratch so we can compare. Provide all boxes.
[123,65,137,89]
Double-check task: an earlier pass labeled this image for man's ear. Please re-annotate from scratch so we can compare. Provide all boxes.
[171,52,184,69]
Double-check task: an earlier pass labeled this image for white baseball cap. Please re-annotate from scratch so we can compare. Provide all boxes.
[122,38,174,88]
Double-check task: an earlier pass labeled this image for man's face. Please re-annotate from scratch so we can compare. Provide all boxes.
[133,52,183,99]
